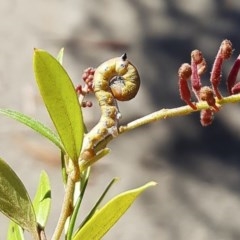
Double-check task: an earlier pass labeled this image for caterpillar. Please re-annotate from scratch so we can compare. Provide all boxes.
[81,53,140,160]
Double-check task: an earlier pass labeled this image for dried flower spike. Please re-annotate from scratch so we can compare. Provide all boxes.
[210,39,233,99]
[199,86,219,112]
[227,55,240,95]
[178,63,197,110]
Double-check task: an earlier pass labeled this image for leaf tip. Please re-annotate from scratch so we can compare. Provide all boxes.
[149,181,157,186]
[143,181,157,189]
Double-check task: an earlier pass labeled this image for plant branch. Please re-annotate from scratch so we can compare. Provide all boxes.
[119,93,240,134]
[51,159,79,240]
[51,176,75,240]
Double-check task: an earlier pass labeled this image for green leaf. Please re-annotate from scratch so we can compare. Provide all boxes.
[33,171,51,228]
[57,48,64,64]
[0,158,38,236]
[77,177,118,231]
[7,221,24,240]
[33,49,84,161]
[0,108,64,152]
[61,151,68,185]
[73,181,157,240]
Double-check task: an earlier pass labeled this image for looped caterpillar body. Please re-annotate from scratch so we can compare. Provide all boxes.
[81,53,140,160]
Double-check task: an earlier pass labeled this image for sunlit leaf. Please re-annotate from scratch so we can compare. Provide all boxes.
[7,221,24,240]
[33,49,84,161]
[61,151,68,185]
[33,171,51,228]
[0,108,64,152]
[78,177,118,231]
[0,158,38,236]
[57,48,64,65]
[73,181,157,240]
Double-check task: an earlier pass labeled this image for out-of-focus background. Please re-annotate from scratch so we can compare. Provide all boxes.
[1,0,240,239]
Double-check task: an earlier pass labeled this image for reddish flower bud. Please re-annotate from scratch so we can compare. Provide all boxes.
[199,86,219,112]
[81,100,93,108]
[82,67,95,92]
[191,50,203,96]
[85,101,93,107]
[220,39,233,60]
[197,58,207,76]
[210,39,233,99]
[227,55,240,95]
[178,63,197,109]
[75,84,82,94]
[231,82,240,94]
[191,50,204,65]
[200,109,214,127]
[76,67,96,107]
[178,63,192,79]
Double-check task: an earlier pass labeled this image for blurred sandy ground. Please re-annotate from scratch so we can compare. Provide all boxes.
[1,0,240,239]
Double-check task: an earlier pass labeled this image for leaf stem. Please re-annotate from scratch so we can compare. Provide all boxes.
[119,93,240,134]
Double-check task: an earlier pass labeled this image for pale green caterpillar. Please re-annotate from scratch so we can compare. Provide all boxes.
[81,53,140,160]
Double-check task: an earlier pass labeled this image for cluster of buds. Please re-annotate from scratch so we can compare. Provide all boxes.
[178,39,237,126]
[76,67,95,107]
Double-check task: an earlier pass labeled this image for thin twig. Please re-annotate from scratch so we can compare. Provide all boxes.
[119,93,240,134]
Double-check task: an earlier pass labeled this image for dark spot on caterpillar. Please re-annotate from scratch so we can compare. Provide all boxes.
[121,53,127,61]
